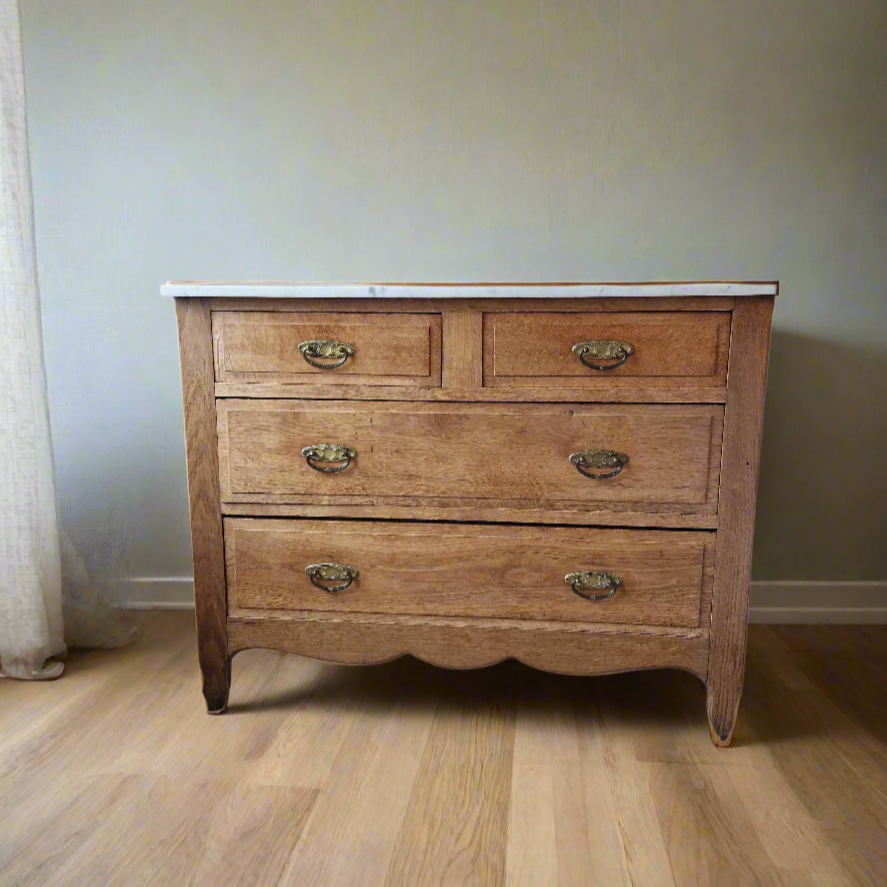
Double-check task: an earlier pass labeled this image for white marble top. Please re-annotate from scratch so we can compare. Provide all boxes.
[161,281,778,298]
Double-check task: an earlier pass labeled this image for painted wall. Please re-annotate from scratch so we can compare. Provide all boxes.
[21,0,887,589]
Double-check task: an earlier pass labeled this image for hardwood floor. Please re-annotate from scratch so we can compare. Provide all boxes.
[1,613,885,886]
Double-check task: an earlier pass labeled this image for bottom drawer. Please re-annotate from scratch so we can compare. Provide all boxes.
[225,519,714,629]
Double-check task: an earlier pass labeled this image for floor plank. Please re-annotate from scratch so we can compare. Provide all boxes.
[276,665,441,887]
[0,613,885,886]
[740,646,887,885]
[507,695,632,887]
[386,700,515,886]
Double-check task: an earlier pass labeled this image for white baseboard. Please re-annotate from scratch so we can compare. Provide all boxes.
[748,581,887,624]
[121,578,887,624]
[121,577,196,610]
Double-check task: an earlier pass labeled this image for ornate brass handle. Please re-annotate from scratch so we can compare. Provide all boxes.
[571,340,633,371]
[298,339,355,369]
[305,563,359,592]
[565,571,622,601]
[301,444,357,473]
[569,450,628,479]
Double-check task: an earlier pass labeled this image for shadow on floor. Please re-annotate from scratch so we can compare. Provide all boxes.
[229,652,700,720]
[225,624,887,749]
[59,614,886,749]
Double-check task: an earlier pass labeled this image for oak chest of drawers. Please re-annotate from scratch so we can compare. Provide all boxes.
[169,281,775,746]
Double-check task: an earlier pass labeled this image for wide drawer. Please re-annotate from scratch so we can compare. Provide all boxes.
[483,311,730,388]
[217,400,723,512]
[225,519,713,628]
[212,311,442,386]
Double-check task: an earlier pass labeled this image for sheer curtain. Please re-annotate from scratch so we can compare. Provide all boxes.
[1,0,135,679]
[0,0,65,678]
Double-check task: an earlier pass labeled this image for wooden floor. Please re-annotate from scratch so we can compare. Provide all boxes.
[1,613,886,886]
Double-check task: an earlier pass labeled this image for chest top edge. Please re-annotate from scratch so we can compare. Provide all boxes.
[161,281,779,299]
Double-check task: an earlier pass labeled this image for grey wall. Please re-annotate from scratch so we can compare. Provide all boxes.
[21,0,887,585]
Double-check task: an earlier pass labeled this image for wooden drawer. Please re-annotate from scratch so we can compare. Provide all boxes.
[217,400,723,513]
[212,311,442,386]
[225,519,713,628]
[483,311,730,388]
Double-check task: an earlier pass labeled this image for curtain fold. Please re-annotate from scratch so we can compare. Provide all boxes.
[0,0,66,679]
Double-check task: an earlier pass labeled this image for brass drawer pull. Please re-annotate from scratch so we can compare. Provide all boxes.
[565,571,622,601]
[569,450,628,480]
[571,340,633,371]
[301,444,357,473]
[305,563,359,592]
[298,339,355,369]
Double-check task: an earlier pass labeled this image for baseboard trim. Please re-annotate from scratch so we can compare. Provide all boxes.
[747,606,887,624]
[120,577,196,611]
[119,578,887,624]
[748,581,887,624]
[122,601,196,611]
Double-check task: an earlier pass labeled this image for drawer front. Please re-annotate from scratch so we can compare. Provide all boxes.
[217,400,723,511]
[225,519,713,628]
[483,311,730,388]
[212,311,442,386]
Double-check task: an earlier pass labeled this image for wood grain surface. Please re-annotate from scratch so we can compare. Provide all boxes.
[207,295,736,313]
[215,381,728,403]
[707,296,775,746]
[227,611,709,678]
[216,400,723,514]
[484,310,730,388]
[213,310,441,386]
[225,519,714,628]
[7,614,884,887]
[175,298,230,713]
[221,502,720,531]
[177,290,773,750]
[441,308,483,388]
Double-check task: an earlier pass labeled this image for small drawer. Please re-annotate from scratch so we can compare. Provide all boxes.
[225,519,713,628]
[212,311,442,386]
[216,400,723,514]
[483,311,730,388]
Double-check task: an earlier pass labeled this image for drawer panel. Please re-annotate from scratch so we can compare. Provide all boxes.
[217,400,723,512]
[483,311,730,387]
[225,519,713,628]
[212,311,442,386]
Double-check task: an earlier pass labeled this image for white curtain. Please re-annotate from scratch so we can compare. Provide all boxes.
[0,0,65,678]
[1,0,137,679]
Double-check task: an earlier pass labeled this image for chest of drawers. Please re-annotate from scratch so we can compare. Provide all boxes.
[169,282,775,746]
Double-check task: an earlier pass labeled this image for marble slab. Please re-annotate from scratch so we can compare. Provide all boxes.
[161,281,778,298]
